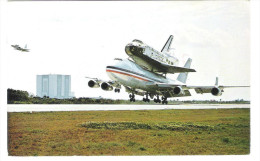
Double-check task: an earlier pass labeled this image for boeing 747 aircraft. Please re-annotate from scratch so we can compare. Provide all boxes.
[87,58,249,104]
[125,35,196,74]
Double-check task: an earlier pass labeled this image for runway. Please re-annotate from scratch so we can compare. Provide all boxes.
[7,104,250,112]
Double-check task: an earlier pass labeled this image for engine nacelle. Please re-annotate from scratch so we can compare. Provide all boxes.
[101,82,113,91]
[88,80,100,88]
[211,87,222,96]
[173,86,185,95]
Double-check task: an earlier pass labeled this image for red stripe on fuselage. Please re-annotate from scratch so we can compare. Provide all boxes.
[106,69,149,82]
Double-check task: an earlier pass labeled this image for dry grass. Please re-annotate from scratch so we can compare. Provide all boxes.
[8,108,250,156]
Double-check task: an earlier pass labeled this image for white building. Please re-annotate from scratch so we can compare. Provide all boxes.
[36,74,74,99]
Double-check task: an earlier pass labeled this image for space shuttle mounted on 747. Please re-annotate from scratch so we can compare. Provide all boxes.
[86,35,249,104]
[125,35,196,74]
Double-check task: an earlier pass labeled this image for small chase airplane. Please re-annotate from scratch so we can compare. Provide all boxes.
[125,35,196,74]
[87,57,249,104]
[11,44,30,52]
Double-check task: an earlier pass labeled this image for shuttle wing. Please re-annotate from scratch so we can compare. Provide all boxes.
[149,58,196,74]
[156,65,196,73]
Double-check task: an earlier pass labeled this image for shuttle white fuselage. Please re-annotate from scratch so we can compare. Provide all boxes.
[125,36,195,74]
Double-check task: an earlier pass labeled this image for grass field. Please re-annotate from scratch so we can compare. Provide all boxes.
[8,108,250,156]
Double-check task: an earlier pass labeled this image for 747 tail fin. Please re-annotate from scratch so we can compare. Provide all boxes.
[177,58,192,83]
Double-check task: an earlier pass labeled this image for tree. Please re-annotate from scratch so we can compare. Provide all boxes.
[7,88,29,103]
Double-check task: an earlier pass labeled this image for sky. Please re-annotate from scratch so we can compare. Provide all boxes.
[4,1,250,101]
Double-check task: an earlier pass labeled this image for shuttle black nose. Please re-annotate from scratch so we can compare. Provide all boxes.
[125,44,133,56]
[125,44,143,56]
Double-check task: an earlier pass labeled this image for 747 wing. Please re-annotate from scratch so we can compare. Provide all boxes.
[147,77,249,97]
[187,77,249,96]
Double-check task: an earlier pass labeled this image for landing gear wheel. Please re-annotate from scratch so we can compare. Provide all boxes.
[129,93,135,102]
[161,96,168,104]
[114,89,120,93]
[154,95,161,103]
[143,93,150,103]
[143,98,150,102]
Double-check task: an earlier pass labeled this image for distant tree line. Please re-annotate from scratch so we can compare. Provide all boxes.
[8,88,29,104]
[7,88,250,104]
[7,88,129,104]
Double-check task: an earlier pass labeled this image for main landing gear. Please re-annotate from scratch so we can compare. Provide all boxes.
[129,93,135,102]
[114,88,120,93]
[143,93,150,102]
[153,95,161,103]
[153,95,167,104]
[161,96,168,104]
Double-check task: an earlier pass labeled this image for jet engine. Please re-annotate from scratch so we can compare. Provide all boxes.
[101,82,113,91]
[173,86,185,95]
[88,80,100,88]
[211,87,222,96]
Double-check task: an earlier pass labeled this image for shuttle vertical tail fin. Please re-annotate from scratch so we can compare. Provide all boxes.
[177,58,192,83]
[215,77,219,86]
[161,35,173,53]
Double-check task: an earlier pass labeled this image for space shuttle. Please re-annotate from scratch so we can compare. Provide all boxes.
[125,35,195,74]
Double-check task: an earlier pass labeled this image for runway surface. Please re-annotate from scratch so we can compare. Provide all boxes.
[7,104,250,112]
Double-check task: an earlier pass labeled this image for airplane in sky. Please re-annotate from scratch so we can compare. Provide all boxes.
[87,57,249,104]
[125,35,196,74]
[11,44,30,52]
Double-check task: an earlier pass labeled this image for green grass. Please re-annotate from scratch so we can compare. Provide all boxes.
[8,108,250,156]
[80,121,215,131]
